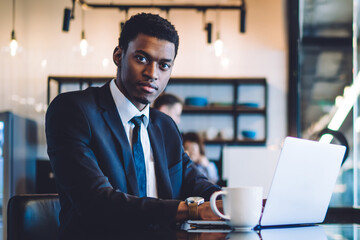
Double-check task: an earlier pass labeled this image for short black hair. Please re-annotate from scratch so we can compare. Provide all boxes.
[119,13,179,58]
[153,93,183,110]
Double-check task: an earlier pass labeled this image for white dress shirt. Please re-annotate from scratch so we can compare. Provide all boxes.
[110,79,158,198]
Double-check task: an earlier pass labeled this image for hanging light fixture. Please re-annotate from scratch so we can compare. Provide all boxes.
[80,31,88,56]
[205,23,213,44]
[62,0,76,32]
[214,33,223,57]
[240,0,246,33]
[202,10,212,44]
[10,0,18,56]
[79,9,88,56]
[214,9,223,57]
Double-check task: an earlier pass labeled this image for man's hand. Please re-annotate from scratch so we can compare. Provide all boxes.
[175,200,223,221]
[198,200,223,220]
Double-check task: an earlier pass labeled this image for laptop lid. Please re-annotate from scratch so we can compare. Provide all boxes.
[260,137,346,227]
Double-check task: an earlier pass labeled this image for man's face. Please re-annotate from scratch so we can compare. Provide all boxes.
[114,34,175,110]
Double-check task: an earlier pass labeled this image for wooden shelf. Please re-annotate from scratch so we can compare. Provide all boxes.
[47,76,268,147]
[235,106,266,114]
[182,106,266,114]
[165,77,268,146]
[182,106,233,114]
[204,139,266,145]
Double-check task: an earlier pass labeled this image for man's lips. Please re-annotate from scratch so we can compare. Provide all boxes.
[138,82,158,93]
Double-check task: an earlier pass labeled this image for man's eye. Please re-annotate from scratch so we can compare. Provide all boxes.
[136,56,147,63]
[160,63,171,70]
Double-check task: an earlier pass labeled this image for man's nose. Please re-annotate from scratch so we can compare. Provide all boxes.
[144,62,159,80]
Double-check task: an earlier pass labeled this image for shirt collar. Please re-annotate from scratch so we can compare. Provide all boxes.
[110,79,150,127]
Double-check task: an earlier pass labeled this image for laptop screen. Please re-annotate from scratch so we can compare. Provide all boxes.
[260,137,345,227]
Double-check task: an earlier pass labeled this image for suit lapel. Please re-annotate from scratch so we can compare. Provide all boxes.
[98,82,139,196]
[148,120,173,199]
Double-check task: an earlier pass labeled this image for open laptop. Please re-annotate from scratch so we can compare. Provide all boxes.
[182,136,346,231]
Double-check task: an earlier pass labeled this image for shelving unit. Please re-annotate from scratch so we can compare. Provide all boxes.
[47,76,267,145]
[47,76,113,104]
[165,78,267,145]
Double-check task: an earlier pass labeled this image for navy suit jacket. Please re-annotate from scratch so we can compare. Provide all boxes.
[45,82,220,237]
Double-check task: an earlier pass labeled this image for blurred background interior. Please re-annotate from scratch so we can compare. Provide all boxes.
[0,0,360,238]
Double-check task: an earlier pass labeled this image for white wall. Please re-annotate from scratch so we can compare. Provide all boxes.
[0,0,288,158]
[223,146,281,198]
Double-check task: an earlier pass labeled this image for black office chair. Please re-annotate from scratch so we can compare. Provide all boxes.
[7,194,60,240]
[317,128,350,166]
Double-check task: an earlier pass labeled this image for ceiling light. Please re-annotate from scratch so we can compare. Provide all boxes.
[214,33,223,57]
[205,23,212,44]
[214,9,223,57]
[80,31,88,56]
[79,9,88,56]
[62,8,72,32]
[240,0,246,33]
[10,30,18,57]
[62,0,75,32]
[9,0,18,56]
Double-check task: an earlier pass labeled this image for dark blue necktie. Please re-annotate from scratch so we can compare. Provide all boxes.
[130,115,147,197]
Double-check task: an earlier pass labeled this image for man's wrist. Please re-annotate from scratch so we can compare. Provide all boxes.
[176,201,189,221]
[188,202,199,219]
[185,197,205,220]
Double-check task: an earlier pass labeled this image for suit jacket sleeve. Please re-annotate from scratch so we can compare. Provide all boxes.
[46,91,181,233]
[180,152,220,200]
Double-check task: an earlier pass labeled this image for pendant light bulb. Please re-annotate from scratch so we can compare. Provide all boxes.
[80,30,88,56]
[10,30,18,57]
[214,32,223,57]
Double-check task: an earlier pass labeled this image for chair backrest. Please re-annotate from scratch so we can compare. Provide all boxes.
[7,194,60,240]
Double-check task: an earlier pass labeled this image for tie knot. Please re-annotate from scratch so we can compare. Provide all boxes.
[131,115,144,127]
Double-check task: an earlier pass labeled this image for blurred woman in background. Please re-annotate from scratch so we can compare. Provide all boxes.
[183,132,219,184]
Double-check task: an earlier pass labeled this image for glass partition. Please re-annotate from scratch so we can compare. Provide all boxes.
[293,0,357,206]
[353,0,360,207]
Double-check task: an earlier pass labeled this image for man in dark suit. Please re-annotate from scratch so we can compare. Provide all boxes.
[46,13,221,238]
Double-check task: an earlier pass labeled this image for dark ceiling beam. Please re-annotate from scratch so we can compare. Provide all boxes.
[76,1,246,34]
[78,0,244,11]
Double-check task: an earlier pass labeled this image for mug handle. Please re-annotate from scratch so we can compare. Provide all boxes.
[210,190,230,220]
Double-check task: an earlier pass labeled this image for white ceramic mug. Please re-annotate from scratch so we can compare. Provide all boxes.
[210,187,263,230]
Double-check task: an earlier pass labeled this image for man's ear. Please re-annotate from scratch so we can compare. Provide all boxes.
[113,46,123,67]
